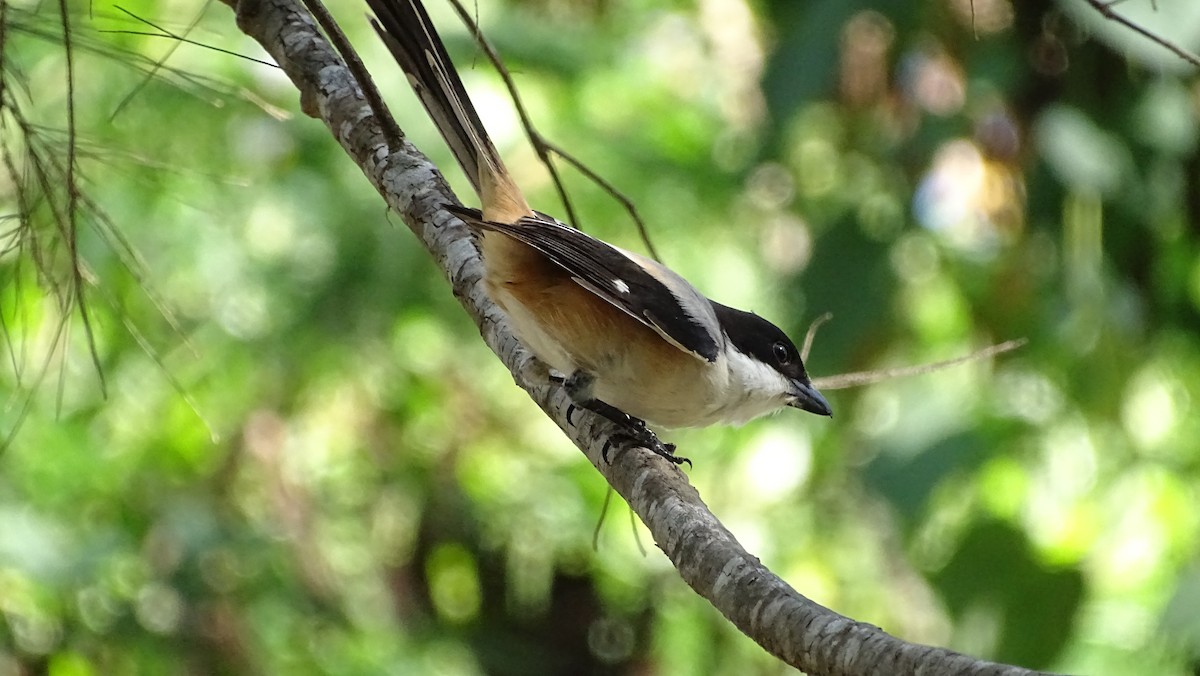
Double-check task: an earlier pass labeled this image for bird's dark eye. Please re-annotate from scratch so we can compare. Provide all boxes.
[772,341,791,365]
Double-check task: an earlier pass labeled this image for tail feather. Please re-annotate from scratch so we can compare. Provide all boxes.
[366,0,499,196]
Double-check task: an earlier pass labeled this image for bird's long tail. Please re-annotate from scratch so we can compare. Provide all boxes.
[367,0,528,220]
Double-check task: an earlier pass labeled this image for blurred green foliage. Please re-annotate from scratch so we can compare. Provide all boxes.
[2,0,1199,673]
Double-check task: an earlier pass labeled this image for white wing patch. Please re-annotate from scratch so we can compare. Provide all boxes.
[569,275,712,362]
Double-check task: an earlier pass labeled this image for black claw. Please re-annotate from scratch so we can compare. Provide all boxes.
[666,449,692,468]
[650,441,690,468]
[606,429,690,469]
[601,439,614,463]
[566,404,579,426]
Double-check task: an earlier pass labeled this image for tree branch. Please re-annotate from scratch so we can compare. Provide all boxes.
[1083,0,1200,68]
[217,0,1052,673]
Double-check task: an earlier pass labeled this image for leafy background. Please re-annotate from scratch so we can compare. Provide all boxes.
[2,0,1199,673]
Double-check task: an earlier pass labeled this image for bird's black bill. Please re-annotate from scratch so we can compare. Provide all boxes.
[788,381,832,417]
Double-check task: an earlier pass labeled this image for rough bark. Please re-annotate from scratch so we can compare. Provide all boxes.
[219,0,1053,673]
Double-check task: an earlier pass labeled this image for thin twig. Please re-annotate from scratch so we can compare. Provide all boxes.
[540,136,664,262]
[592,486,613,550]
[801,312,832,362]
[108,1,212,122]
[591,487,649,556]
[92,281,220,443]
[300,0,404,150]
[443,0,580,228]
[1085,0,1200,67]
[1,128,35,392]
[57,0,106,400]
[106,6,278,68]
[443,0,664,262]
[812,338,1028,391]
[628,504,647,556]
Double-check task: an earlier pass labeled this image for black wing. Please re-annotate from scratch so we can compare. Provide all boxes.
[448,205,720,362]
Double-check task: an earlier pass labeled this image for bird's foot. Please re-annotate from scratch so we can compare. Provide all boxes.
[556,370,690,468]
[604,425,690,468]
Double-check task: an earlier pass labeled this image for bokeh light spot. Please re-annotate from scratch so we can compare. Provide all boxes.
[426,543,482,624]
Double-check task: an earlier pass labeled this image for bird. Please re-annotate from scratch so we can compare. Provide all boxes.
[366,0,831,465]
